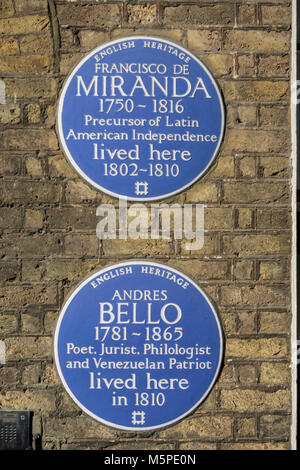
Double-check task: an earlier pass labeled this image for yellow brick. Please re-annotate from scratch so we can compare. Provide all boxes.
[15,0,48,14]
[220,312,236,335]
[185,182,218,203]
[237,105,257,126]
[221,442,289,450]
[157,415,232,439]
[0,55,53,73]
[26,104,41,124]
[0,285,57,308]
[256,208,291,229]
[237,208,252,229]
[45,416,117,439]
[204,207,233,230]
[201,53,234,77]
[224,81,289,102]
[238,4,256,25]
[0,103,21,125]
[48,155,77,179]
[0,0,14,18]
[260,105,288,126]
[164,4,234,25]
[209,155,235,178]
[258,54,289,77]
[237,54,256,76]
[127,4,157,24]
[20,33,52,54]
[181,234,217,256]
[179,442,217,450]
[261,5,291,25]
[220,388,290,411]
[167,259,228,280]
[259,261,287,281]
[65,180,99,203]
[24,209,44,229]
[57,4,120,28]
[224,30,290,52]
[223,234,290,255]
[42,365,61,386]
[0,314,18,334]
[260,362,290,385]
[234,260,254,280]
[236,417,256,437]
[0,37,19,55]
[0,390,56,413]
[111,28,183,43]
[5,337,52,360]
[102,238,173,257]
[0,129,58,151]
[259,311,289,334]
[223,129,289,154]
[259,157,288,178]
[239,156,256,178]
[0,15,49,35]
[237,311,256,333]
[238,364,256,384]
[223,182,289,204]
[78,30,109,49]
[221,285,287,307]
[4,77,57,98]
[187,29,222,52]
[60,52,85,75]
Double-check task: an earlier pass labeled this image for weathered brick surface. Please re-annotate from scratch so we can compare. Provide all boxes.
[0,15,49,35]
[224,30,290,52]
[220,389,290,411]
[0,0,294,451]
[56,4,120,27]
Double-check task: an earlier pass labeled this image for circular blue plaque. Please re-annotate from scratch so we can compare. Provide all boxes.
[57,37,225,201]
[54,261,223,431]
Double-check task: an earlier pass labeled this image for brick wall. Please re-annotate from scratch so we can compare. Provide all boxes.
[0,0,294,450]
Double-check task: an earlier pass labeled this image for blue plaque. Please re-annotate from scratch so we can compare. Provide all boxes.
[54,261,223,431]
[57,37,225,201]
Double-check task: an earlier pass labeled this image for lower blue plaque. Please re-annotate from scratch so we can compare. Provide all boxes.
[54,261,223,431]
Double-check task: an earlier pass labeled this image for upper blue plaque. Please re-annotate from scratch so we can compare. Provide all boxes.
[57,37,225,201]
[54,261,223,431]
